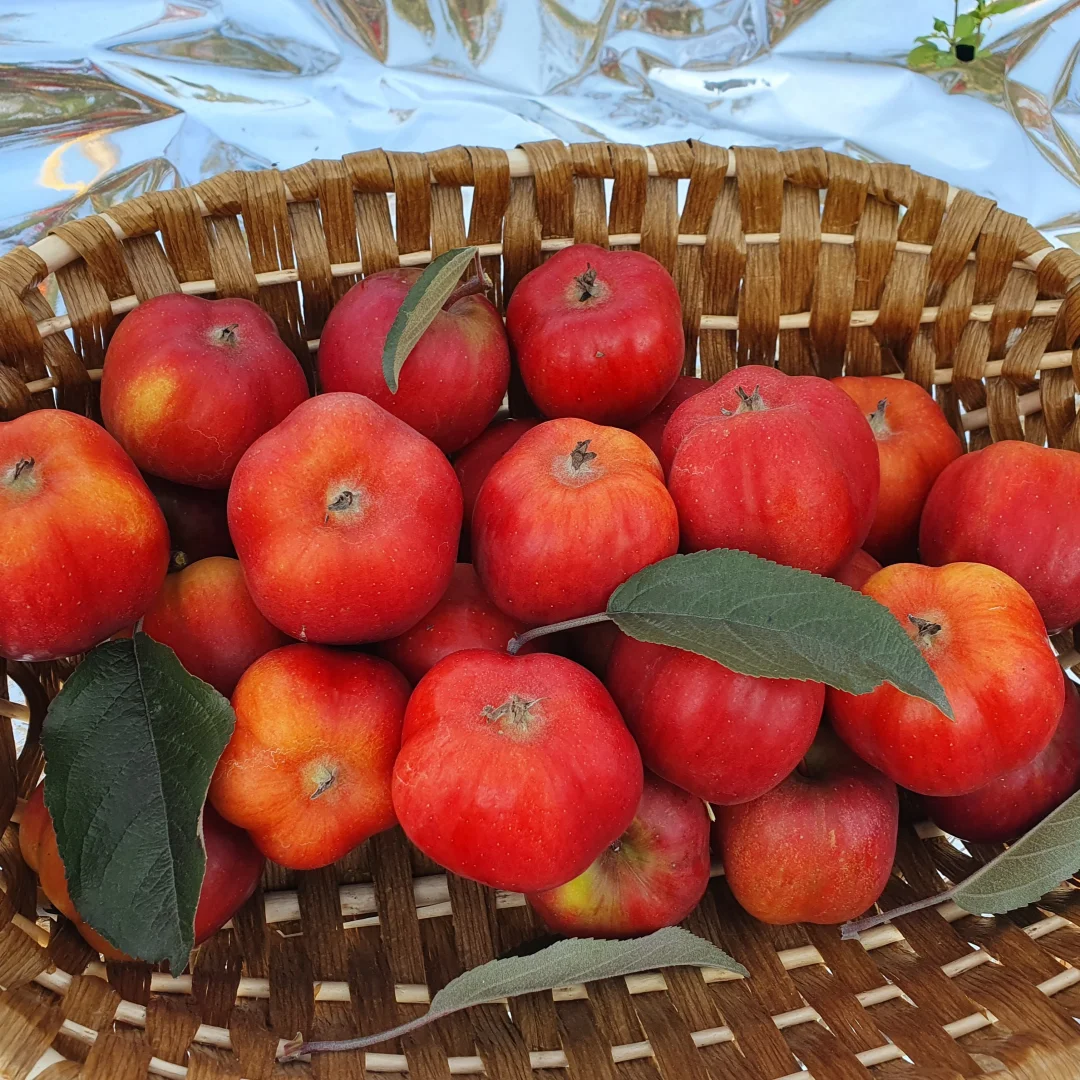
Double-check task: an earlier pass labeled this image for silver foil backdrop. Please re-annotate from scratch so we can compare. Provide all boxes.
[0,0,1079,253]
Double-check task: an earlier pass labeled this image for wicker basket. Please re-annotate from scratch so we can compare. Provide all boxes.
[3,140,1080,1080]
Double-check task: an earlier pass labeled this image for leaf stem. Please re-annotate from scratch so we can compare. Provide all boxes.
[444,274,488,308]
[281,1013,439,1060]
[507,613,613,655]
[839,885,958,940]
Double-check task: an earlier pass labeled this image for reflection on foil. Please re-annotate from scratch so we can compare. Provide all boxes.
[0,0,1079,253]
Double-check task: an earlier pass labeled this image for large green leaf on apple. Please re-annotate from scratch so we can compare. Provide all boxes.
[607,549,952,717]
[42,632,235,970]
[381,245,478,393]
[284,926,745,1058]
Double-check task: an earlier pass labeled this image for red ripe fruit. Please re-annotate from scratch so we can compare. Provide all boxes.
[606,633,824,805]
[920,440,1080,634]
[377,563,533,685]
[833,376,961,564]
[925,679,1080,844]
[318,268,510,454]
[828,562,1065,797]
[228,393,461,644]
[662,367,879,575]
[506,244,684,426]
[526,773,711,937]
[100,294,309,488]
[473,419,679,624]
[452,417,541,533]
[630,376,710,461]
[393,650,643,893]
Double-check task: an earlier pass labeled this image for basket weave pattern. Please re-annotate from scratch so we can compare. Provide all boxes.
[3,140,1080,1079]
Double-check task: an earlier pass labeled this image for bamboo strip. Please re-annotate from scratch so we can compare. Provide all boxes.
[80,910,1065,1009]
[22,147,976,279]
[20,338,1075,406]
[26,909,1078,1080]
[27,235,1042,347]
[0,698,29,722]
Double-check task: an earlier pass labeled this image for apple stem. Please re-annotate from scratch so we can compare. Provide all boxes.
[507,612,613,655]
[482,694,538,729]
[8,457,34,485]
[721,385,765,416]
[570,439,597,471]
[214,323,239,346]
[324,489,359,524]
[908,615,942,639]
[839,885,958,940]
[575,265,599,301]
[444,273,491,308]
[867,399,890,438]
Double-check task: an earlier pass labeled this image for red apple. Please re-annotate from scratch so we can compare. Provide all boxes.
[376,563,533,684]
[526,773,710,937]
[715,729,898,925]
[228,393,461,644]
[629,375,710,461]
[662,367,879,575]
[925,679,1080,843]
[828,562,1065,796]
[144,474,234,564]
[472,419,679,624]
[830,549,882,591]
[833,376,961,564]
[21,783,263,957]
[393,649,643,893]
[210,644,409,870]
[142,556,289,696]
[606,632,824,805]
[0,410,169,661]
[506,244,684,426]
[100,294,309,488]
[920,440,1080,634]
[318,268,510,454]
[453,417,541,533]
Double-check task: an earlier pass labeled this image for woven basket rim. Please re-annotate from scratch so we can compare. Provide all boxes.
[3,138,1080,1080]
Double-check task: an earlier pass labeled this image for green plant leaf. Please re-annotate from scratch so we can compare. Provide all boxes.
[606,550,952,717]
[381,245,477,394]
[909,43,945,66]
[951,788,1080,915]
[934,50,960,67]
[933,16,949,31]
[984,0,1023,14]
[42,633,235,970]
[958,32,985,45]
[285,927,745,1058]
[954,12,979,37]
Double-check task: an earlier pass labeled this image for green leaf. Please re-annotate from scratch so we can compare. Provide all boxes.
[934,49,959,66]
[984,0,1023,14]
[909,43,945,66]
[958,31,985,45]
[381,245,477,394]
[285,927,745,1058]
[606,550,952,717]
[954,12,979,37]
[952,788,1080,915]
[42,633,235,970]
[933,17,949,31]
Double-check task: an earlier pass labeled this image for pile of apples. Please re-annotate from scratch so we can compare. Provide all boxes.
[5,241,1080,957]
